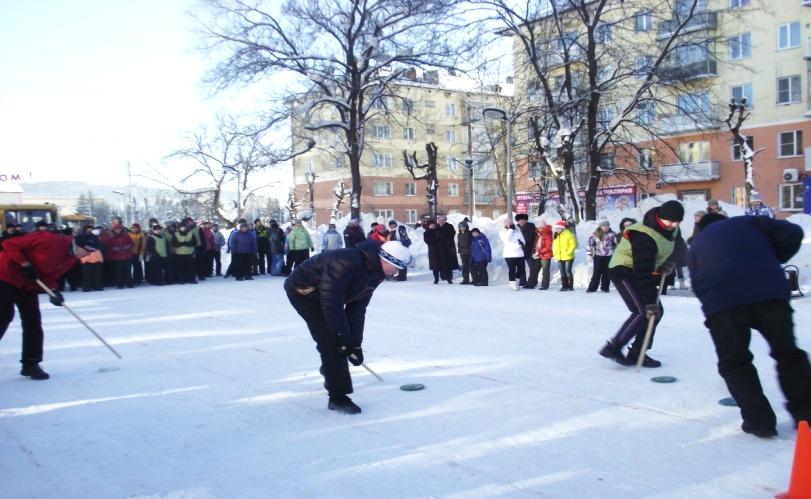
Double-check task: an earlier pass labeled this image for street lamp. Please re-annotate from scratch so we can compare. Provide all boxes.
[111,190,127,225]
[482,107,513,222]
[463,158,475,222]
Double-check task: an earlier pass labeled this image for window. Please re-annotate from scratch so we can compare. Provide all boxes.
[401,99,415,113]
[405,182,417,196]
[530,161,543,178]
[445,103,456,118]
[780,183,804,211]
[677,91,710,115]
[373,181,393,196]
[598,154,615,172]
[425,125,436,135]
[598,108,614,129]
[373,125,391,139]
[376,209,394,220]
[372,97,387,110]
[678,141,711,163]
[635,56,653,79]
[636,100,655,125]
[528,80,542,102]
[779,130,803,157]
[635,10,652,32]
[403,127,415,140]
[731,83,753,107]
[777,75,801,104]
[557,31,579,55]
[424,100,436,108]
[446,129,457,145]
[373,153,392,168]
[448,183,460,196]
[675,43,709,65]
[730,0,750,8]
[679,189,710,202]
[778,22,800,50]
[446,156,458,171]
[731,136,754,161]
[729,33,751,59]
[596,23,613,44]
[638,149,655,170]
[405,209,418,224]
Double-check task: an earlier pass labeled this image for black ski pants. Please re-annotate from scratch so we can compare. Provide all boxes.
[286,289,353,396]
[587,255,611,292]
[505,257,526,284]
[131,256,144,285]
[471,261,488,285]
[527,258,551,289]
[175,254,196,284]
[609,272,662,353]
[81,262,104,291]
[706,300,811,428]
[111,259,133,288]
[459,253,471,283]
[0,280,44,365]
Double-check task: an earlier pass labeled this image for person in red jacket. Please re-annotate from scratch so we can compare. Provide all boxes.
[0,221,80,379]
[101,218,134,289]
[526,220,554,290]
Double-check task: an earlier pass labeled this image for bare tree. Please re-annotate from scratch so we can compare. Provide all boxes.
[724,98,761,204]
[483,0,731,221]
[198,0,480,219]
[403,142,439,220]
[330,179,350,222]
[163,115,311,226]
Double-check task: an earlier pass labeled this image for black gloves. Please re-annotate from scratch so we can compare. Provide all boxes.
[338,345,364,366]
[21,265,39,281]
[49,291,64,307]
[645,304,661,320]
[658,261,676,276]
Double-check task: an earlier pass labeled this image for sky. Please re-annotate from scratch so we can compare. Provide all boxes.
[0,0,291,196]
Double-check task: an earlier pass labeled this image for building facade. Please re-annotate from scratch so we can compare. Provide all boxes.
[291,71,513,226]
[510,0,810,217]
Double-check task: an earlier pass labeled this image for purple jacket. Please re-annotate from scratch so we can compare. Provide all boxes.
[588,229,617,257]
[231,230,258,254]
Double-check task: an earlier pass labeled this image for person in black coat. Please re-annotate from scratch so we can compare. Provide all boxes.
[423,216,458,284]
[515,214,536,287]
[285,240,411,414]
[687,213,811,438]
[457,221,472,284]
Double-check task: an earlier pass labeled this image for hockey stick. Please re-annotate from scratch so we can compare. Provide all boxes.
[349,352,384,381]
[35,279,123,359]
[635,272,668,371]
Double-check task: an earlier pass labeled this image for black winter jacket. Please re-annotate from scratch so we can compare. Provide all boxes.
[284,240,384,347]
[519,222,537,258]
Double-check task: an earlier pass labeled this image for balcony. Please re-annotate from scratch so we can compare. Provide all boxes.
[659,58,717,82]
[659,161,720,183]
[805,37,811,58]
[658,111,720,135]
[656,12,718,40]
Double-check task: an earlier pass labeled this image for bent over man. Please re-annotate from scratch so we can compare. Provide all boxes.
[285,240,411,414]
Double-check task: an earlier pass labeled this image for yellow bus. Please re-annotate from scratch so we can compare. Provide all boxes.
[62,213,96,229]
[0,204,59,232]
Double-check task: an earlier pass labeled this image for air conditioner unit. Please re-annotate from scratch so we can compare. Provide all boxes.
[783,168,800,182]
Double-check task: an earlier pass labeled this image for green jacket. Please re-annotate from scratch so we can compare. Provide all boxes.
[287,227,312,251]
[147,233,168,258]
[609,223,674,270]
[172,231,196,256]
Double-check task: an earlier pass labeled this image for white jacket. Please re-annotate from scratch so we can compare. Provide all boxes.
[499,228,525,258]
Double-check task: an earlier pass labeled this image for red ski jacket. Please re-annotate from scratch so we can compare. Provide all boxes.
[0,231,77,291]
[101,228,133,261]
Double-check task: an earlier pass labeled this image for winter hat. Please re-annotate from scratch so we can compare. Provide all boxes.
[254,218,261,223]
[750,191,762,202]
[131,223,141,229]
[515,213,529,221]
[553,220,567,231]
[378,241,411,269]
[35,220,48,228]
[658,200,684,222]
[598,218,610,227]
[707,199,720,208]
[388,220,397,227]
[152,225,162,231]
[471,228,481,234]
[696,212,727,231]
[694,210,707,218]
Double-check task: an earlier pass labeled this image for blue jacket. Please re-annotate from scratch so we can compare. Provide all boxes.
[686,216,803,317]
[231,230,258,254]
[471,234,492,263]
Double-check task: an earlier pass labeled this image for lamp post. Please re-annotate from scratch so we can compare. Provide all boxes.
[463,158,475,221]
[111,190,127,225]
[482,107,513,222]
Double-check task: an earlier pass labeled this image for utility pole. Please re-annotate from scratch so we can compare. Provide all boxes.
[466,104,474,221]
[127,162,135,225]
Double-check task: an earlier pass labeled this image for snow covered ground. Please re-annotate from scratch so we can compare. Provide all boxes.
[1,272,808,498]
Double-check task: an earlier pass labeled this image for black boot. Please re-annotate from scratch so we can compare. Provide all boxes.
[20,363,50,380]
[627,350,661,368]
[599,342,632,366]
[328,395,361,414]
[741,421,777,438]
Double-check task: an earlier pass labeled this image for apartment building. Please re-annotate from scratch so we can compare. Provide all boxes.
[291,70,513,226]
[511,0,810,217]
